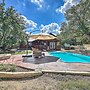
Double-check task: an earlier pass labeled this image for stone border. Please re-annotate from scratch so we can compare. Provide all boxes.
[0,71,42,78]
[0,70,90,79]
[42,70,90,76]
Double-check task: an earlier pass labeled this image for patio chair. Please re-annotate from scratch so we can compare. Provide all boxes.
[32,48,45,58]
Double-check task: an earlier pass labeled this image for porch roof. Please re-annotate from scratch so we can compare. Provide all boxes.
[28,37,36,42]
[30,34,57,41]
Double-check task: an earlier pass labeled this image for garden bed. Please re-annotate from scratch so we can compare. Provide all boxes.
[0,64,43,79]
[0,64,33,72]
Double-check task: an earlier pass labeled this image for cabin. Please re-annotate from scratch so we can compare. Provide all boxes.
[28,33,60,51]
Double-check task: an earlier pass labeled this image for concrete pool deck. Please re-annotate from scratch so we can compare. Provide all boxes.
[0,54,90,72]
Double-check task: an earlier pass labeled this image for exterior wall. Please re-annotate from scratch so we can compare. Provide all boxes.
[19,39,61,51]
[56,41,61,50]
[30,39,61,51]
[19,44,28,49]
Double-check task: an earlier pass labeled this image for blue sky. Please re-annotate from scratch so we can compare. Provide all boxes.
[4,0,80,34]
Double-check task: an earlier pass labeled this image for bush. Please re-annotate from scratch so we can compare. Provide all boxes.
[0,64,16,72]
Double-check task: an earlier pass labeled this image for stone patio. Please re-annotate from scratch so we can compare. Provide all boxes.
[0,54,90,72]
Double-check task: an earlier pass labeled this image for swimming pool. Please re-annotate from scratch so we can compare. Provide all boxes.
[49,52,90,63]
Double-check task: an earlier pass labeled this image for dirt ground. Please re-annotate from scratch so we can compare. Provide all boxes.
[0,73,90,90]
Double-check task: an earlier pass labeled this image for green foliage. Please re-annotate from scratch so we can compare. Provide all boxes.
[65,0,90,35]
[0,64,16,72]
[9,64,16,72]
[0,4,26,51]
[58,0,90,45]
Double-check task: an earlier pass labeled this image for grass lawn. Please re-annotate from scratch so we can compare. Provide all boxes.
[57,80,90,90]
[0,50,32,55]
[15,50,32,55]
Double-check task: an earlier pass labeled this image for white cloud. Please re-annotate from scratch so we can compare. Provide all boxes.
[31,0,44,9]
[56,0,81,13]
[22,0,26,7]
[40,23,60,34]
[30,0,50,10]
[21,15,37,30]
[22,3,26,7]
[21,15,60,34]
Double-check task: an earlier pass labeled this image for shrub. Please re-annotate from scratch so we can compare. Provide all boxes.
[0,64,16,72]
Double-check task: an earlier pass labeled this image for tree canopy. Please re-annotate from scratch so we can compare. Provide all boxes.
[0,3,26,51]
[58,0,90,45]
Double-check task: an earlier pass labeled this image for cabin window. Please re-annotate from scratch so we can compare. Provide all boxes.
[50,42,55,49]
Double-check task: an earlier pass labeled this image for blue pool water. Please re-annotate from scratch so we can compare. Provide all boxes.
[49,52,90,63]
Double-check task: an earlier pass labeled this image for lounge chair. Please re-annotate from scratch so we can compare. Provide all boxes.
[32,48,45,58]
